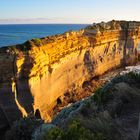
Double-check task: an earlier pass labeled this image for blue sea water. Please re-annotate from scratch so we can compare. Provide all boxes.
[0,24,88,47]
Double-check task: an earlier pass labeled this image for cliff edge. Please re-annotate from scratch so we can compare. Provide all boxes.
[0,20,140,128]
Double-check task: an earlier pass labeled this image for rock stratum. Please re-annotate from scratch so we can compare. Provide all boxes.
[0,20,140,129]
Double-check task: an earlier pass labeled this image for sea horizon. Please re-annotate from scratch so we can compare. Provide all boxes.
[0,23,91,25]
[0,24,89,47]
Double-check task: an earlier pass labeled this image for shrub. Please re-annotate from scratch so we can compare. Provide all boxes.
[62,120,95,140]
[112,72,140,85]
[92,72,140,107]
[127,71,140,83]
[91,87,105,106]
[33,120,105,140]
[32,124,57,140]
[32,38,42,46]
[86,111,122,140]
[91,85,114,107]
[43,127,64,140]
[22,41,33,51]
[5,116,43,140]
[8,46,19,54]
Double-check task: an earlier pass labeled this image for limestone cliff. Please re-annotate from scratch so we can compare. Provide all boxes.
[0,20,140,125]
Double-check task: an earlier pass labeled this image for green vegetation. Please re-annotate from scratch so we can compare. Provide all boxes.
[22,41,33,51]
[37,121,104,140]
[91,82,114,107]
[92,71,140,106]
[111,71,140,84]
[32,38,42,46]
[91,87,109,106]
[7,45,19,54]
[5,116,43,140]
[43,127,63,140]
[4,72,140,140]
[126,71,140,83]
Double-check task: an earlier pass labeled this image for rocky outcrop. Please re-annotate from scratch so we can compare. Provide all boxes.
[0,20,140,126]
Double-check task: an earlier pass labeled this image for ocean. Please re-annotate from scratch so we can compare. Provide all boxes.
[0,24,88,47]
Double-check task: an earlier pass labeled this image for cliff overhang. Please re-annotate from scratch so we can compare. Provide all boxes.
[0,20,140,132]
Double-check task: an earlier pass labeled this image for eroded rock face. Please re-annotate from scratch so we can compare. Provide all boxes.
[0,20,140,123]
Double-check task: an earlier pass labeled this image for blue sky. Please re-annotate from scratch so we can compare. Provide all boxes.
[0,0,140,24]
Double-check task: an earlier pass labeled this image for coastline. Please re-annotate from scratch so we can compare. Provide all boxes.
[0,20,140,123]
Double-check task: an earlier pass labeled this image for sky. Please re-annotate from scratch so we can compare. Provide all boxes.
[0,0,140,24]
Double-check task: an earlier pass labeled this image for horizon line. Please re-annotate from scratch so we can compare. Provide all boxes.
[0,23,91,25]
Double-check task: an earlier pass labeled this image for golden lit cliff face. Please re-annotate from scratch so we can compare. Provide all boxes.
[0,20,140,122]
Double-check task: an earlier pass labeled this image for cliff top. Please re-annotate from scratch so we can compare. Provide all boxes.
[87,20,140,31]
[1,20,140,54]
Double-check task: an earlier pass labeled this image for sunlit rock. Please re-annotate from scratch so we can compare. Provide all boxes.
[0,20,140,124]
